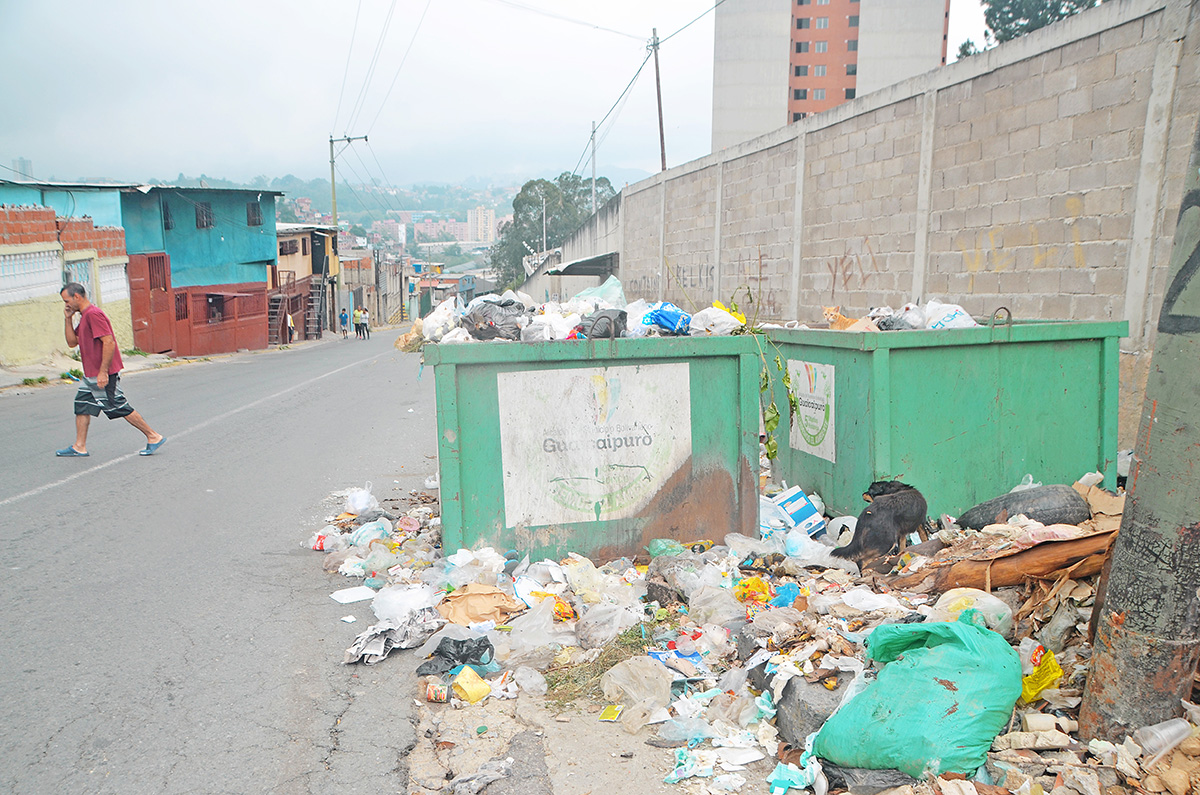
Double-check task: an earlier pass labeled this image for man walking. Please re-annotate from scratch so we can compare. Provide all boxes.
[56,282,165,457]
[339,308,349,339]
[361,307,370,340]
[352,306,363,339]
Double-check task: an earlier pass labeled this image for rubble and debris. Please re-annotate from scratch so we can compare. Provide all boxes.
[304,466,1194,795]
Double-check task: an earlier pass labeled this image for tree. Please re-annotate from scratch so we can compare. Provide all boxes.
[277,203,300,223]
[350,224,367,237]
[956,39,981,59]
[489,172,616,289]
[983,0,1101,44]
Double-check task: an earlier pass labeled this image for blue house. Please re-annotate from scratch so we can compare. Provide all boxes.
[119,186,282,356]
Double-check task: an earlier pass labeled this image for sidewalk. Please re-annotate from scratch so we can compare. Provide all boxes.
[0,331,352,393]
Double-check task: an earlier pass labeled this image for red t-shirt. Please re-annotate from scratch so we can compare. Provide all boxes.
[77,305,123,378]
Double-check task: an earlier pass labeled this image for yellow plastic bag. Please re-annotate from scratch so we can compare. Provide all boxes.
[1020,649,1064,703]
[452,666,492,704]
[734,576,771,604]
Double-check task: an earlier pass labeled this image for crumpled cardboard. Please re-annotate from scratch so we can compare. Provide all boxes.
[437,583,527,625]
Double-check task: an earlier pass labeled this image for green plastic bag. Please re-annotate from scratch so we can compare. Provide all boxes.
[647,538,686,557]
[813,610,1021,778]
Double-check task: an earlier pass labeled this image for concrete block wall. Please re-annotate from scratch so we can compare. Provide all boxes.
[562,0,1199,442]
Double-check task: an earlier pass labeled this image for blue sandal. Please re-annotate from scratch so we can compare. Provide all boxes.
[139,437,167,456]
[55,447,89,457]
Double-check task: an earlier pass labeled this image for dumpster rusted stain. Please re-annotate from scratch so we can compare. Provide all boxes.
[935,678,958,692]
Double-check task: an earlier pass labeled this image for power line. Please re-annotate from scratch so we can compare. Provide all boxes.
[348,143,405,217]
[336,156,392,225]
[331,0,364,134]
[571,50,653,176]
[366,0,433,136]
[346,0,399,133]
[477,0,643,40]
[659,0,726,46]
[568,3,725,178]
[364,140,410,213]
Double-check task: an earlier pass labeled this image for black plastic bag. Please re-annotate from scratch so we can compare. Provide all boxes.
[579,309,627,339]
[415,636,495,676]
[463,300,525,341]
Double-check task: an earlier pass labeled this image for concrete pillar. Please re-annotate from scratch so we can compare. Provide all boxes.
[913,85,938,303]
[790,130,806,320]
[1123,0,1193,346]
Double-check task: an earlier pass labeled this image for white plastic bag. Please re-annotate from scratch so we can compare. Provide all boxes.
[926,587,1014,637]
[577,603,640,649]
[344,482,379,515]
[601,656,674,709]
[691,306,744,336]
[440,327,474,344]
[624,299,651,337]
[372,584,439,622]
[924,299,978,330]
[898,303,926,328]
[422,296,463,342]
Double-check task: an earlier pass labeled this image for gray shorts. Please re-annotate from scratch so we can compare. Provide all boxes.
[74,375,134,419]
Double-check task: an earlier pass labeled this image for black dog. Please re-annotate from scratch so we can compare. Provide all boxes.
[833,481,928,569]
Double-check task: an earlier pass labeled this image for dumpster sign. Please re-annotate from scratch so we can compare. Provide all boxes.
[497,363,692,527]
[788,359,835,462]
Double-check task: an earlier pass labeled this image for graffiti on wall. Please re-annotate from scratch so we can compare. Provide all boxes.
[955,196,1089,292]
[823,237,883,301]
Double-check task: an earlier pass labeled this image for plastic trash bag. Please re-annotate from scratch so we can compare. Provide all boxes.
[349,519,392,549]
[345,482,379,514]
[423,296,463,342]
[372,584,439,622]
[514,666,548,696]
[691,305,744,336]
[624,299,652,337]
[578,309,627,339]
[415,636,496,676]
[462,299,525,341]
[687,585,746,625]
[440,327,474,344]
[642,301,691,334]
[926,588,1014,638]
[576,603,640,650]
[647,538,687,557]
[813,610,1022,777]
[924,299,978,330]
[570,275,627,309]
[658,717,717,742]
[505,597,577,654]
[601,655,674,709]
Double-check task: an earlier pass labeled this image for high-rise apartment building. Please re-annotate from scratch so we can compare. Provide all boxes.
[466,206,496,244]
[713,0,950,150]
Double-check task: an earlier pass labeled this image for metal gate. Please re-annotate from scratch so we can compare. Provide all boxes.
[128,253,175,353]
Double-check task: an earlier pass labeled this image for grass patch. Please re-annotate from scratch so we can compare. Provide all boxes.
[67,350,81,362]
[544,617,676,709]
[61,368,84,380]
[21,376,49,386]
[122,347,150,357]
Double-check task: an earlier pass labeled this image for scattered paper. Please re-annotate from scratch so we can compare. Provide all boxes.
[341,615,357,623]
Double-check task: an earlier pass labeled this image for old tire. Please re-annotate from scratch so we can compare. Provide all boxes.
[957,484,1091,529]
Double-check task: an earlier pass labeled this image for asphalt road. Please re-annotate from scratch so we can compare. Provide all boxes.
[0,332,438,794]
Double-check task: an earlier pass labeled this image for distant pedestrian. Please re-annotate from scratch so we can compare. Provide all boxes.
[286,312,295,344]
[352,307,363,339]
[339,308,349,339]
[56,283,165,458]
[361,307,370,340]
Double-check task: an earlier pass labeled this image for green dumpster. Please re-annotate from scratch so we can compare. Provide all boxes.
[766,317,1127,519]
[424,337,763,561]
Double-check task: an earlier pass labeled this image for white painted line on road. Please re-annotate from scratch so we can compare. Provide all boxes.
[0,351,391,508]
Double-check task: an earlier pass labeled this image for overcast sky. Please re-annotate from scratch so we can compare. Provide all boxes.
[0,0,986,188]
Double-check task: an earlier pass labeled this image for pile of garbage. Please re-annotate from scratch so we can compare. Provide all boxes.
[306,475,1200,795]
[401,276,992,350]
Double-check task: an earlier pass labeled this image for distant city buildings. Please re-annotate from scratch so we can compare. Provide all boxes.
[712,0,949,150]
[466,206,496,244]
[11,157,33,179]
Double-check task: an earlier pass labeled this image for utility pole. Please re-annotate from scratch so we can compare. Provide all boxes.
[1079,118,1200,741]
[329,134,367,315]
[651,28,666,172]
[542,195,547,259]
[591,120,597,214]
